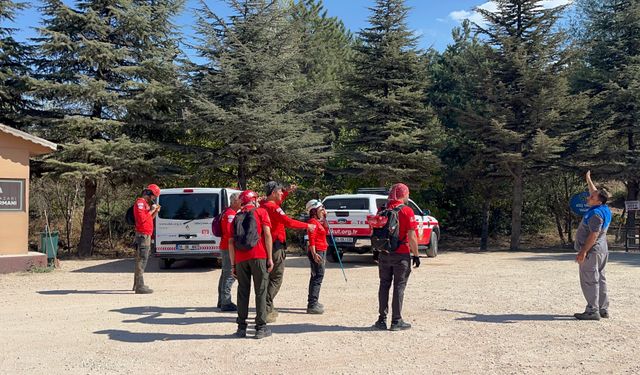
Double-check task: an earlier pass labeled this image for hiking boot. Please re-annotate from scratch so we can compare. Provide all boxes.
[221,303,238,312]
[266,311,278,323]
[390,320,412,331]
[235,328,247,338]
[373,319,387,330]
[134,285,153,294]
[255,327,272,339]
[599,310,609,319]
[574,311,600,321]
[306,304,324,314]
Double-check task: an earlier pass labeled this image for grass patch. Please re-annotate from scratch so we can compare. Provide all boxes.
[28,265,54,273]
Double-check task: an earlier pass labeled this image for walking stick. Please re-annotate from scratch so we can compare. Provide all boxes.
[325,221,347,283]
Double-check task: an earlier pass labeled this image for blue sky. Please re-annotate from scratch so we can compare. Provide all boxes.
[8,0,573,54]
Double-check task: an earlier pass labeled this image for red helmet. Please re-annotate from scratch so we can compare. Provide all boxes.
[239,190,258,205]
[146,184,161,197]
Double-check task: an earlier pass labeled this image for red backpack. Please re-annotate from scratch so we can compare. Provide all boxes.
[211,211,224,237]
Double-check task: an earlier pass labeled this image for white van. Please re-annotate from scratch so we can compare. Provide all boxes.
[153,187,240,269]
[321,191,440,262]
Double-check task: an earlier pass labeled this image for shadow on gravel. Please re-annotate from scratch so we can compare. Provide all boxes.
[270,323,375,334]
[274,307,307,315]
[443,309,574,324]
[110,306,242,326]
[71,258,217,273]
[94,329,236,342]
[284,254,376,269]
[37,289,132,295]
[517,251,640,267]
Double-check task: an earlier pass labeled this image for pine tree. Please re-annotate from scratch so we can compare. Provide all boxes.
[574,0,640,230]
[473,0,573,250]
[290,0,352,131]
[289,0,353,188]
[30,0,184,257]
[0,0,30,129]
[429,21,510,250]
[188,0,327,189]
[340,0,442,188]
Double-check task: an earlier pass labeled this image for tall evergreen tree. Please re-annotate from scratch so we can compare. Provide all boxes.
[574,0,640,230]
[0,0,30,129]
[474,0,573,250]
[340,0,442,188]
[429,21,510,250]
[290,0,352,133]
[31,0,184,257]
[188,0,326,189]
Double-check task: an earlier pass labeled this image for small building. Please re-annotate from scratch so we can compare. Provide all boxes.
[0,123,57,273]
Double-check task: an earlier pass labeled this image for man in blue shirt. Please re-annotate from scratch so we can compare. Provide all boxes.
[574,171,612,321]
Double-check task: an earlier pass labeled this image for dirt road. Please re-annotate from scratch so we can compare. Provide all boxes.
[1,251,639,374]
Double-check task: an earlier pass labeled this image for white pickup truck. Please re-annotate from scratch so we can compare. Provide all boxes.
[321,191,440,262]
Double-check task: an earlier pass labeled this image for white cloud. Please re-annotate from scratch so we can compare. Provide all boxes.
[448,0,573,26]
[541,0,573,8]
[449,9,473,22]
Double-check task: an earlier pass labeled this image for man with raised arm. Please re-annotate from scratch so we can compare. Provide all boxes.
[574,171,612,321]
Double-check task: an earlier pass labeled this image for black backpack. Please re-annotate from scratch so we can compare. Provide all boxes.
[233,208,260,251]
[371,205,406,253]
[125,205,136,226]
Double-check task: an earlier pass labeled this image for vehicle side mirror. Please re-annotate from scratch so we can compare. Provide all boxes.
[423,209,431,216]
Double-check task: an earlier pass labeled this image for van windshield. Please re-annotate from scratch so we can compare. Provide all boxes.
[323,198,369,210]
[158,194,219,221]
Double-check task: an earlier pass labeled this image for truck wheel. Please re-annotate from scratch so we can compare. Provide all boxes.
[159,258,173,269]
[426,232,438,258]
[327,246,343,263]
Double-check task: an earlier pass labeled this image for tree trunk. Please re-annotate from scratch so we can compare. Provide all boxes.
[237,155,248,190]
[510,164,524,251]
[553,208,565,246]
[78,178,98,258]
[563,175,573,244]
[480,199,490,251]
[626,179,639,245]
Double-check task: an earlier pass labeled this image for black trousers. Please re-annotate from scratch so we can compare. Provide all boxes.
[378,252,411,322]
[236,258,269,330]
[307,251,326,306]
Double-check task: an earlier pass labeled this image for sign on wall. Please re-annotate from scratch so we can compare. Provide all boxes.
[0,179,25,211]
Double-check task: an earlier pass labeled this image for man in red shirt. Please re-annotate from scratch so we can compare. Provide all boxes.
[229,190,274,339]
[132,184,161,294]
[217,192,241,311]
[260,181,315,323]
[374,183,420,331]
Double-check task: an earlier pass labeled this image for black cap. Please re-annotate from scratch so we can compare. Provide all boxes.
[265,181,283,197]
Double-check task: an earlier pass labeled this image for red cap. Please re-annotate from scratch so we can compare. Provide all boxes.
[388,183,409,201]
[239,190,258,205]
[147,184,161,197]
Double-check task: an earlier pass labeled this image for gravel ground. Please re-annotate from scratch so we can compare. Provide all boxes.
[1,250,640,375]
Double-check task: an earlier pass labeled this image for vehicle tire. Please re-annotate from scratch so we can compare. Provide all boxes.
[327,246,343,263]
[159,258,173,269]
[426,232,438,258]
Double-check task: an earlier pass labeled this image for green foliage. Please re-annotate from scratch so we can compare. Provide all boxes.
[30,0,184,256]
[1,0,637,252]
[339,0,443,187]
[187,0,330,189]
[471,0,576,250]
[0,0,31,128]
